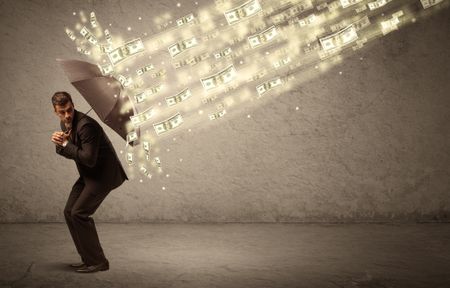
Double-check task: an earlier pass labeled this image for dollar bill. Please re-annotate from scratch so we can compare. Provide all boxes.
[224,0,262,25]
[104,29,113,44]
[168,37,198,58]
[126,152,133,165]
[65,28,76,41]
[118,75,133,88]
[176,13,195,26]
[153,113,184,135]
[80,26,98,45]
[209,109,226,120]
[380,11,403,35]
[130,106,154,127]
[256,77,283,97]
[200,64,237,91]
[154,157,161,167]
[143,141,151,153]
[76,47,90,55]
[136,64,154,76]
[420,0,443,9]
[201,95,218,104]
[214,47,232,59]
[151,69,166,78]
[134,85,162,103]
[352,15,370,31]
[248,26,279,49]
[273,57,291,68]
[107,38,145,65]
[272,0,314,24]
[298,14,317,26]
[368,0,392,10]
[98,63,114,75]
[339,0,363,8]
[126,131,138,146]
[165,88,192,106]
[90,12,98,28]
[355,6,367,13]
[319,25,358,51]
[99,44,113,53]
[140,166,152,179]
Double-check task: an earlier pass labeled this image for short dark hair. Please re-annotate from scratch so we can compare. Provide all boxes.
[52,91,73,108]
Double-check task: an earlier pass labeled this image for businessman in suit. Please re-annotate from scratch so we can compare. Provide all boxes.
[50,91,128,273]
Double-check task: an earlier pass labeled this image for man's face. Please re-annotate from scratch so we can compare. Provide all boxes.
[54,102,74,127]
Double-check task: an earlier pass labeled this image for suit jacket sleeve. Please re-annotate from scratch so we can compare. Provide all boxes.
[56,122,101,168]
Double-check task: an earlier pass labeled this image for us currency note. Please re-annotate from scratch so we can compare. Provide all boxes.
[98,63,114,75]
[298,14,317,26]
[140,166,152,179]
[248,26,279,49]
[134,85,162,103]
[126,131,138,146]
[126,152,133,165]
[319,25,358,51]
[420,0,443,9]
[104,29,113,44]
[65,28,76,41]
[107,38,145,65]
[165,88,192,106]
[224,0,262,25]
[80,26,98,45]
[176,13,195,26]
[136,64,154,76]
[118,75,133,88]
[368,0,392,10]
[209,109,226,120]
[77,47,90,55]
[130,106,154,127]
[168,37,198,58]
[273,57,291,69]
[256,77,283,97]
[153,113,184,135]
[339,0,363,8]
[200,64,237,91]
[90,12,98,28]
[214,47,232,59]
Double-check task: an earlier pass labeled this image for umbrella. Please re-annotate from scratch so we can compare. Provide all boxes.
[56,58,139,145]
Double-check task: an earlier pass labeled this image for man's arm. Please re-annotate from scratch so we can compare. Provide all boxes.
[57,122,101,168]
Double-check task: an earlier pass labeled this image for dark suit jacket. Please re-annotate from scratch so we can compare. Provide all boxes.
[56,109,128,190]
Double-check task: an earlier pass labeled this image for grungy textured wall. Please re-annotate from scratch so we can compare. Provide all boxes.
[0,0,449,223]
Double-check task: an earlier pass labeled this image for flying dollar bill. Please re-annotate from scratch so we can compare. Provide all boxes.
[126,152,133,165]
[134,85,162,103]
[214,47,232,59]
[165,88,192,106]
[380,11,403,35]
[139,166,152,179]
[99,44,113,54]
[352,15,371,31]
[368,0,392,10]
[248,26,279,49]
[176,13,195,26]
[298,14,317,27]
[420,0,443,9]
[136,64,154,76]
[154,157,161,167]
[142,141,151,153]
[80,26,98,45]
[209,109,226,120]
[118,75,133,88]
[90,12,98,28]
[168,37,198,58]
[107,38,145,65]
[273,57,291,69]
[77,47,90,55]
[65,28,76,41]
[130,106,154,127]
[151,69,166,78]
[319,25,358,51]
[200,64,237,91]
[126,131,138,146]
[339,0,363,8]
[256,77,283,97]
[153,113,184,135]
[98,63,114,75]
[104,29,113,44]
[224,0,262,25]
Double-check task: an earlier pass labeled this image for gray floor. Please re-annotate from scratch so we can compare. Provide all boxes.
[0,223,449,288]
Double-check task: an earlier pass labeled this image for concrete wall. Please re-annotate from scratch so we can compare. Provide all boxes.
[0,0,449,222]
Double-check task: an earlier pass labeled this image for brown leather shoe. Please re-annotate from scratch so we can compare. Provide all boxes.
[69,262,86,268]
[75,260,109,273]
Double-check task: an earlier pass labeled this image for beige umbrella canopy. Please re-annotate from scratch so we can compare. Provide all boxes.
[56,58,139,145]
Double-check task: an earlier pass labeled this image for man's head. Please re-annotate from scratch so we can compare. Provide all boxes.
[52,91,75,128]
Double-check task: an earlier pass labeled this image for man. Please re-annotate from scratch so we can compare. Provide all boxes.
[50,91,128,273]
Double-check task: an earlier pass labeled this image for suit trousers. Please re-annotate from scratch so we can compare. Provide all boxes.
[63,177,111,266]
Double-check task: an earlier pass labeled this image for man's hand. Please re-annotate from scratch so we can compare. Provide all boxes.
[51,131,68,146]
